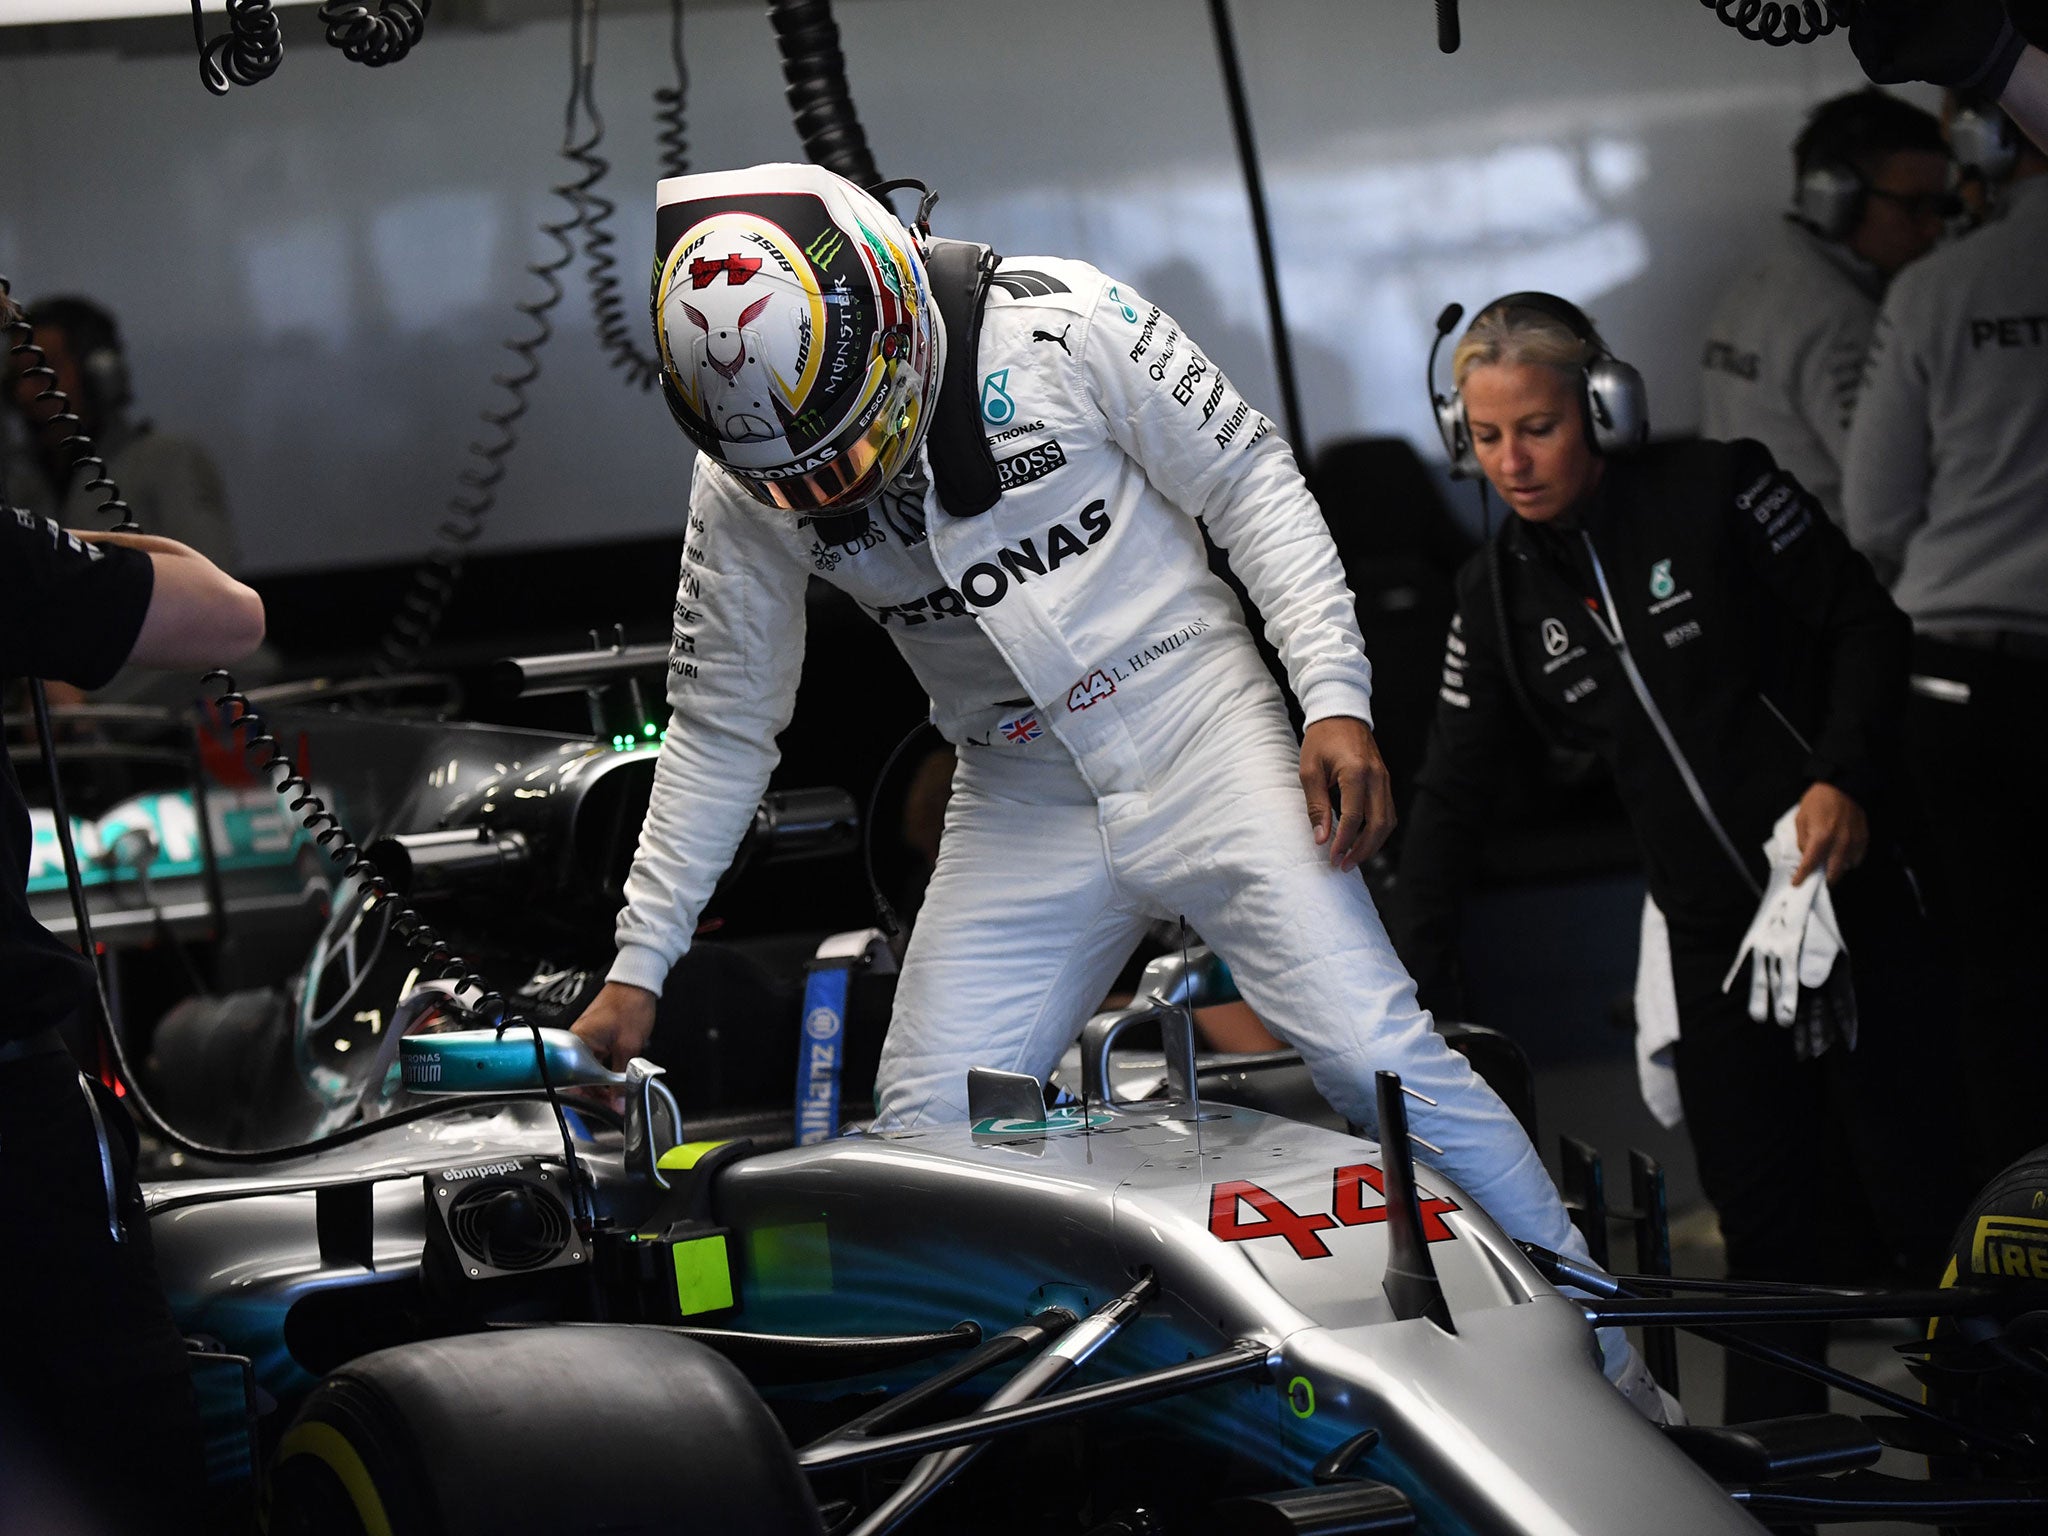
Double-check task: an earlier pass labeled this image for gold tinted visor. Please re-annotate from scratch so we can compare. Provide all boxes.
[728,375,913,514]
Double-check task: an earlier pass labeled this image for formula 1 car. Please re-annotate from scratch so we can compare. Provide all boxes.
[148,990,2048,1536]
[146,971,2048,1535]
[106,650,2047,1534]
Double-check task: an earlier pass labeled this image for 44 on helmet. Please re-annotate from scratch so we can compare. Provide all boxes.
[652,163,941,514]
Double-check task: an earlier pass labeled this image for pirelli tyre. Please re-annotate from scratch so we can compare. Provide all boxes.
[1920,1142,2048,1531]
[267,1325,823,1536]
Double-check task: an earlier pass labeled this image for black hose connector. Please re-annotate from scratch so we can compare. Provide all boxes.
[766,0,883,188]
[1435,0,1460,53]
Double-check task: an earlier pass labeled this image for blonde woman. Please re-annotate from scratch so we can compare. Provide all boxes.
[1393,293,1972,1423]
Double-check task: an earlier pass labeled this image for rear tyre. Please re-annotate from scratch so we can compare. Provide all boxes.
[268,1325,823,1536]
[1921,1144,2048,1534]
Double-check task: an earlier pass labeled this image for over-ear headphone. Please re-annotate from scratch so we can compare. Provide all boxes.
[1428,291,1648,479]
[1793,161,1867,242]
[1951,101,2021,186]
[26,296,132,418]
[79,346,132,417]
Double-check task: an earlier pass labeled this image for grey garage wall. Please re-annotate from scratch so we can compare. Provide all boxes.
[0,0,1909,573]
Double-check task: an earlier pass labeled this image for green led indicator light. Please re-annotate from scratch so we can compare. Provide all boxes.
[642,722,657,737]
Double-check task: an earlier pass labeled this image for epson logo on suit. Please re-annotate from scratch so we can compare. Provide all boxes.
[995,439,1067,492]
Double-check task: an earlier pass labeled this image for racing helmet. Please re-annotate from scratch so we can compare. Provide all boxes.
[652,163,941,514]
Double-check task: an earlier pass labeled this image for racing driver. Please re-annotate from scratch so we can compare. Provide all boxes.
[572,163,1659,1409]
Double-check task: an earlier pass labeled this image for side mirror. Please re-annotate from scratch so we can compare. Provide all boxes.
[400,1026,627,1094]
[623,1058,684,1188]
[400,1027,684,1187]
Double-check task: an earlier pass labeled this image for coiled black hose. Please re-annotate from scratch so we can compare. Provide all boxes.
[377,0,692,665]
[190,0,283,95]
[0,282,136,532]
[375,59,594,672]
[1699,0,1853,45]
[0,272,592,1179]
[561,0,667,392]
[766,0,883,188]
[149,673,592,1187]
[206,674,505,1018]
[188,0,429,95]
[654,0,692,181]
[318,0,431,68]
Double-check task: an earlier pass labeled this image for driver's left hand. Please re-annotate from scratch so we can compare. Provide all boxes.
[1300,715,1395,873]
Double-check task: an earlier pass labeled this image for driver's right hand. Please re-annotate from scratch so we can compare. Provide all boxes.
[572,980,659,1072]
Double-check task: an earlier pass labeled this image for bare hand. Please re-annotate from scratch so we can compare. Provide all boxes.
[1299,716,1396,872]
[570,980,659,1072]
[1791,781,1868,887]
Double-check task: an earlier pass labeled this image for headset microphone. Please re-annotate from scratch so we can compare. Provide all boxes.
[1425,293,1646,481]
[1427,303,1474,480]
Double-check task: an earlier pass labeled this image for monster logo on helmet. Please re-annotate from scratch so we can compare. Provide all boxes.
[652,163,941,515]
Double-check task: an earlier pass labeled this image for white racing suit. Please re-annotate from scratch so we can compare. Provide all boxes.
[1698,219,1882,525]
[612,257,1599,1282]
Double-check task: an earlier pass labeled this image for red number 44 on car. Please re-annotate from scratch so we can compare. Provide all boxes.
[1208,1163,1461,1260]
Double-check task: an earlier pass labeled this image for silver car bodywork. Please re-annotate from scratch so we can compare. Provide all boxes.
[150,1080,1760,1533]
[719,1097,1761,1534]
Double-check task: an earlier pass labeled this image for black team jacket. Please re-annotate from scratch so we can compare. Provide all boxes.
[1394,437,1909,1015]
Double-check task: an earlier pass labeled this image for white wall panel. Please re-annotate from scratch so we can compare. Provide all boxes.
[0,1,1919,572]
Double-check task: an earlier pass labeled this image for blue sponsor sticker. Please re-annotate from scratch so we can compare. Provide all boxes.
[794,964,851,1146]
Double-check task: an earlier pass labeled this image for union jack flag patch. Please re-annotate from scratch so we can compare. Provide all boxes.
[999,712,1043,745]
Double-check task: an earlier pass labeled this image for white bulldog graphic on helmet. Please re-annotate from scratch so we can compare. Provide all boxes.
[652,164,940,514]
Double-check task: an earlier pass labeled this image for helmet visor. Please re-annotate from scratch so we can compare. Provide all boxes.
[722,367,921,514]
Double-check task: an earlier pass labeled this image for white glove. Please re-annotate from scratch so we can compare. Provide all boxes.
[1722,808,1853,1055]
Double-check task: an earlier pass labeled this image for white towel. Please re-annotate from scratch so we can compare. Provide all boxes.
[1633,894,1684,1129]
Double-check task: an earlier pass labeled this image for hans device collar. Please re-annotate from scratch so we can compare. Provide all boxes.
[922,237,1004,518]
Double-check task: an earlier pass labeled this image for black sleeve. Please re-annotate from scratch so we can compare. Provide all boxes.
[1721,439,1909,811]
[0,507,155,688]
[1392,560,1531,1020]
